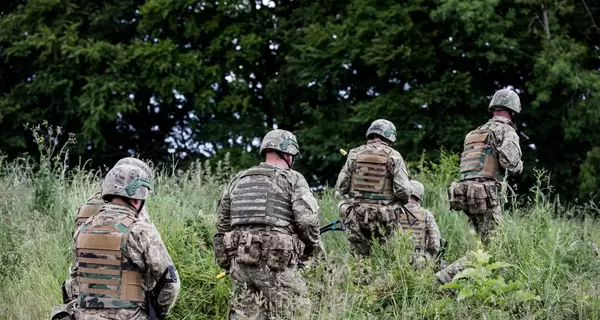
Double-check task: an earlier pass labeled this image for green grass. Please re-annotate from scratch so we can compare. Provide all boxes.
[1,151,600,319]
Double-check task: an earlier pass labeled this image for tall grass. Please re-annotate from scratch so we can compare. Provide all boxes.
[0,143,599,319]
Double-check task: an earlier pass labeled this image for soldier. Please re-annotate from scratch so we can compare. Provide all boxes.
[335,119,413,256]
[63,157,154,304]
[447,88,523,245]
[213,129,320,319]
[70,164,179,319]
[402,180,441,269]
[438,89,524,285]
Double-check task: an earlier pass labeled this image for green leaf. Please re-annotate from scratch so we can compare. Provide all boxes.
[513,290,542,302]
[441,282,462,289]
[457,287,474,301]
[472,249,492,264]
[485,262,513,271]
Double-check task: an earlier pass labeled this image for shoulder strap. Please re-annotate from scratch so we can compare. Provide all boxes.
[239,166,277,179]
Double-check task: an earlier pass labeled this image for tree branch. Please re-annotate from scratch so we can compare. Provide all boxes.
[540,4,551,39]
[580,0,600,33]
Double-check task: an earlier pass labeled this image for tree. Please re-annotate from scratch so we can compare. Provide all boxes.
[1,0,599,200]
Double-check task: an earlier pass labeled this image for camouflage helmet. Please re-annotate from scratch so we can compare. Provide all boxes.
[259,129,300,156]
[489,89,521,113]
[410,180,424,201]
[102,164,152,201]
[115,157,153,180]
[366,119,397,143]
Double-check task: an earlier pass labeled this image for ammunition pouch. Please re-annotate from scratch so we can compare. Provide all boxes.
[447,181,467,212]
[266,233,301,271]
[235,231,303,271]
[236,232,264,265]
[213,233,230,269]
[378,205,397,224]
[484,183,499,208]
[466,183,489,215]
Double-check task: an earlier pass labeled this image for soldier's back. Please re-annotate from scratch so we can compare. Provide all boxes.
[73,204,150,320]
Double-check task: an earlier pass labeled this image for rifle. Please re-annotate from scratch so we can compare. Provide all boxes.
[319,220,345,234]
[436,238,448,261]
[61,281,70,304]
[399,204,419,226]
[518,131,530,143]
[146,265,178,320]
[435,238,449,269]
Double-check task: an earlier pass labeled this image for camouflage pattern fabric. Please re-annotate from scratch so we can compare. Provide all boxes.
[216,162,320,319]
[449,180,502,245]
[476,116,523,175]
[228,259,310,320]
[336,141,412,205]
[259,129,300,156]
[436,252,476,284]
[114,157,154,180]
[403,200,441,268]
[71,203,180,320]
[335,140,412,256]
[365,119,397,142]
[66,197,152,303]
[342,203,400,256]
[449,116,522,244]
[489,88,521,113]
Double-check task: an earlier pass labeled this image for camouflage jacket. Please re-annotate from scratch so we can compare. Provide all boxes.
[335,140,412,204]
[216,162,321,258]
[404,201,440,254]
[477,116,523,175]
[72,202,180,319]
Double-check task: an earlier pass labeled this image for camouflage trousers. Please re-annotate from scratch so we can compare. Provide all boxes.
[73,307,147,320]
[341,202,399,256]
[467,206,502,245]
[229,259,310,320]
[448,180,502,245]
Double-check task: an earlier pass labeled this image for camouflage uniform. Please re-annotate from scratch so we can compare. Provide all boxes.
[439,89,523,284]
[335,119,412,256]
[402,180,441,268]
[64,158,154,304]
[214,130,320,320]
[68,164,179,320]
[436,252,476,284]
[447,89,523,245]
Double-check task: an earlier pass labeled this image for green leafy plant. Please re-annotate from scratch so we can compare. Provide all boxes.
[441,249,541,308]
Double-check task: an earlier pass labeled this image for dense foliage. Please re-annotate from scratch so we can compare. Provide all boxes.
[1,0,600,200]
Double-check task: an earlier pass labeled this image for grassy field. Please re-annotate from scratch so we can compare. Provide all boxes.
[1,148,600,319]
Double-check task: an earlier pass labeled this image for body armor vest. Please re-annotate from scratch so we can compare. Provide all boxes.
[400,203,428,250]
[459,129,504,181]
[350,147,394,202]
[75,206,144,309]
[75,193,104,229]
[230,166,294,228]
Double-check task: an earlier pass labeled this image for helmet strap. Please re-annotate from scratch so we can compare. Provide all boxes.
[276,151,293,169]
[137,200,145,215]
[124,198,144,214]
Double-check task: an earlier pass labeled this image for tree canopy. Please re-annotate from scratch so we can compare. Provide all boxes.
[1,0,599,200]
